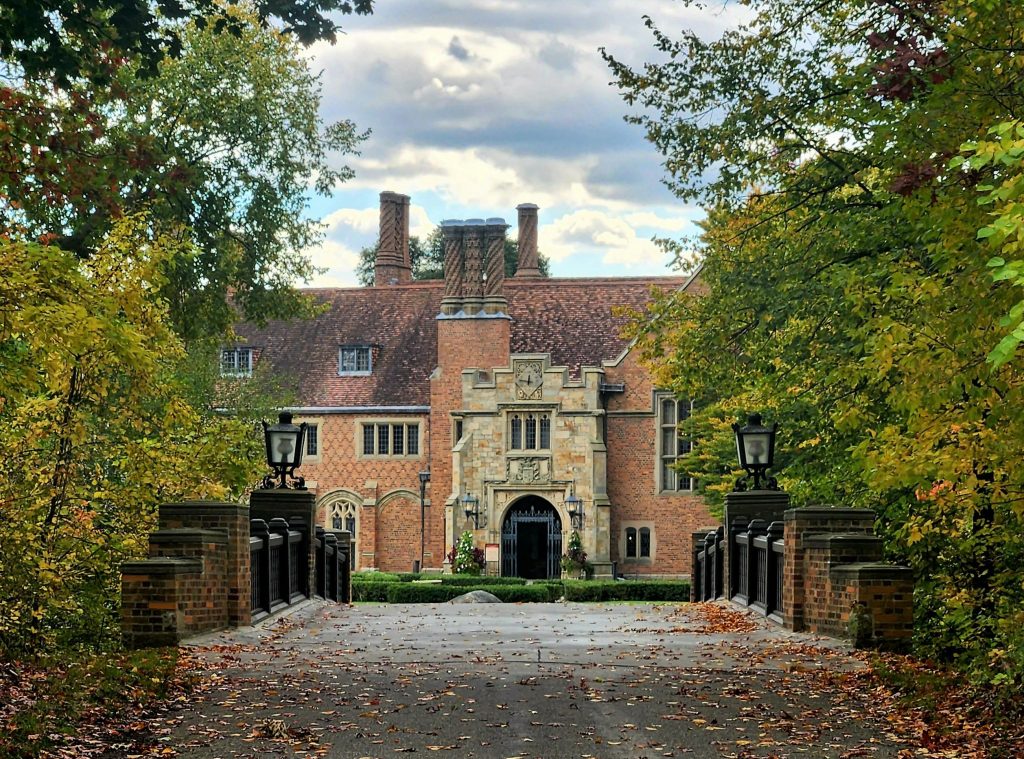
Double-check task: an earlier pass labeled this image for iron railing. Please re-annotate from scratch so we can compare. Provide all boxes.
[724,519,785,622]
[694,527,724,601]
[250,515,350,621]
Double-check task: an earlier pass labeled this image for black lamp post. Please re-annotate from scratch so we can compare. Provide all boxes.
[732,412,779,491]
[462,492,482,529]
[418,470,430,570]
[261,411,307,489]
[566,489,584,530]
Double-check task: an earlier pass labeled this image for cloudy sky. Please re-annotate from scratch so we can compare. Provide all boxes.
[302,0,744,287]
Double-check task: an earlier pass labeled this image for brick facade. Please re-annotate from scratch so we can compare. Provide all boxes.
[235,196,717,579]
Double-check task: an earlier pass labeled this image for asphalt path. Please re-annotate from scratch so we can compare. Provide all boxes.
[109,601,917,758]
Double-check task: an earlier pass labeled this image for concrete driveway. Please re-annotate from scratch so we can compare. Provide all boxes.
[125,601,916,758]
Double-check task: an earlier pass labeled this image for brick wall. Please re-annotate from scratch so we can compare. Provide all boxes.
[294,413,430,570]
[604,352,714,578]
[782,507,875,631]
[376,495,420,572]
[432,316,511,560]
[779,507,912,645]
[122,558,204,648]
[148,529,229,634]
[831,565,914,642]
[159,501,251,626]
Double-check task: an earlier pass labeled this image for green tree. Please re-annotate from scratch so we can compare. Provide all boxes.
[605,0,1024,682]
[0,0,373,85]
[0,215,279,655]
[356,226,550,286]
[2,6,366,341]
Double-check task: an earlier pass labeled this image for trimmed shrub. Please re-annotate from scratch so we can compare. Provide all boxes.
[490,585,550,603]
[352,572,402,583]
[562,580,690,602]
[395,574,527,586]
[384,583,551,603]
[532,581,566,601]
[351,582,389,602]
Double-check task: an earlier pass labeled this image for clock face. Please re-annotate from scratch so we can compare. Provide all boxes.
[515,361,543,399]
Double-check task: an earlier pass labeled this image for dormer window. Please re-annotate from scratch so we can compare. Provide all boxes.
[220,347,254,377]
[339,346,372,376]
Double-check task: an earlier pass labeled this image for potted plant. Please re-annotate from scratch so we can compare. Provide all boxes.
[447,530,486,575]
[561,530,591,579]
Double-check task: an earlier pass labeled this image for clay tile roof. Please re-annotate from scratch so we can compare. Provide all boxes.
[233,282,444,408]
[506,277,686,379]
[233,275,691,408]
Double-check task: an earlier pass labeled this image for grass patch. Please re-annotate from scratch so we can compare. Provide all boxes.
[0,647,180,759]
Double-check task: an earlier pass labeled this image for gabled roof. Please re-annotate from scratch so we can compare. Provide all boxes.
[234,282,443,408]
[233,275,692,408]
[506,277,687,378]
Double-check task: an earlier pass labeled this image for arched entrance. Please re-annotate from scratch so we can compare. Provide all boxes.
[501,496,562,579]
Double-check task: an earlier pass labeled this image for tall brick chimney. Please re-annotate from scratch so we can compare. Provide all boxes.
[438,217,508,316]
[375,191,412,286]
[514,203,542,278]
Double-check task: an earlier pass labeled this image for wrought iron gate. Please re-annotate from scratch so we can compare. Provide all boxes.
[501,503,562,578]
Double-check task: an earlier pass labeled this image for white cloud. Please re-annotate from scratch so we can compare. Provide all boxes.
[542,209,668,268]
[321,206,378,235]
[305,238,361,287]
[622,211,697,233]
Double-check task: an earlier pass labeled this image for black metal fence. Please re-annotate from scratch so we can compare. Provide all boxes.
[315,526,350,603]
[729,518,785,621]
[694,519,785,623]
[693,527,724,602]
[250,517,350,622]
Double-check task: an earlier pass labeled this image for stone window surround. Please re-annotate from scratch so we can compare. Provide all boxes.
[356,417,423,460]
[503,405,556,453]
[654,392,696,495]
[326,498,359,571]
[620,521,656,563]
[292,415,324,464]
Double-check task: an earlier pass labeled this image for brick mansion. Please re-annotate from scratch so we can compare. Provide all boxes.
[231,191,714,578]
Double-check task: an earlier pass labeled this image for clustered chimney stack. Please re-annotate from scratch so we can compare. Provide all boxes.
[374,191,413,286]
[439,217,509,317]
[514,203,542,278]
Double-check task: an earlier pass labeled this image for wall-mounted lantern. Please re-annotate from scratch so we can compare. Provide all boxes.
[566,487,584,530]
[462,492,483,529]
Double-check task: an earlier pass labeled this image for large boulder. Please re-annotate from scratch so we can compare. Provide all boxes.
[449,590,502,604]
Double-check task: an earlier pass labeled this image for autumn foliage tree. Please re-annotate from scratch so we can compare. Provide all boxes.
[605,0,1024,685]
[0,4,365,655]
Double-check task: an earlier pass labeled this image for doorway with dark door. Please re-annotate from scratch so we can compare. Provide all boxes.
[500,496,562,579]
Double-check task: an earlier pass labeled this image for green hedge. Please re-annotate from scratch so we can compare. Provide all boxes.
[351,572,402,583]
[394,574,527,586]
[353,576,690,603]
[351,582,390,602]
[562,580,690,602]
[384,583,551,603]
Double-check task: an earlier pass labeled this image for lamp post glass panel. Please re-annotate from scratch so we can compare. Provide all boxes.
[732,413,778,490]
[262,411,307,488]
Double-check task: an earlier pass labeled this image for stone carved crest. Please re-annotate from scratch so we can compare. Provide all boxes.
[507,457,550,483]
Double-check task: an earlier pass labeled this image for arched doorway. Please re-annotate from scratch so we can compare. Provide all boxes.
[501,496,562,579]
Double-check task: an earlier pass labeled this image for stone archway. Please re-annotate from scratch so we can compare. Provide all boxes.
[500,496,562,579]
